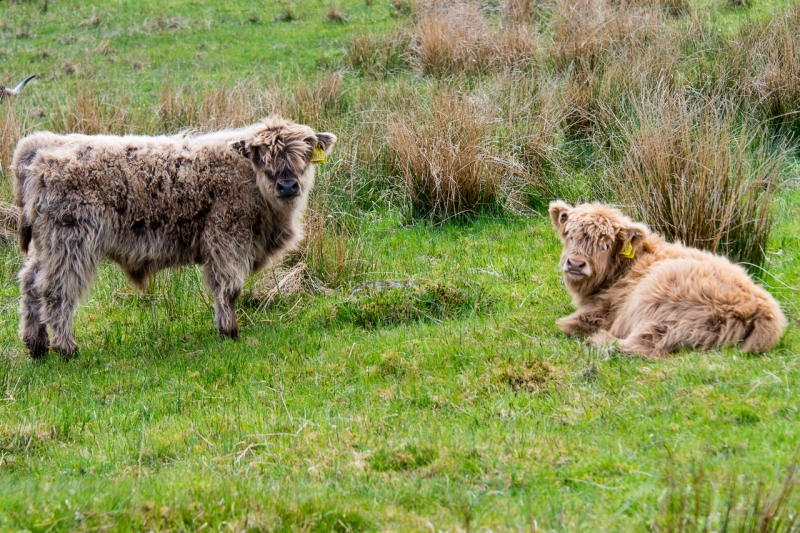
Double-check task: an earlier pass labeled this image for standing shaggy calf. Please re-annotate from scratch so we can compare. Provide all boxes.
[549,201,787,358]
[13,117,336,359]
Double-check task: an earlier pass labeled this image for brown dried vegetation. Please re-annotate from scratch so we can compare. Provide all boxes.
[610,93,784,267]
[387,87,503,221]
[409,1,538,76]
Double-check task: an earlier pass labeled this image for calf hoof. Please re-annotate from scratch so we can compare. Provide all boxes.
[25,338,49,360]
[219,328,239,341]
[24,326,50,360]
[52,340,79,361]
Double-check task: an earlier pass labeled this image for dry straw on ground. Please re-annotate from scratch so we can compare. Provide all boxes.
[0,200,16,243]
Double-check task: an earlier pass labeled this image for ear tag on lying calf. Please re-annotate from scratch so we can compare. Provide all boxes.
[619,242,635,259]
[310,145,327,163]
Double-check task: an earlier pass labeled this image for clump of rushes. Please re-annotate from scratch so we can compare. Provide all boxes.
[345,28,410,76]
[410,1,538,76]
[0,103,21,170]
[388,87,502,221]
[610,92,785,268]
[551,0,662,73]
[289,70,346,125]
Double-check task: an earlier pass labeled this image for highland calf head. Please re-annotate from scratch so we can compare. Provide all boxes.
[231,117,336,202]
[549,201,649,297]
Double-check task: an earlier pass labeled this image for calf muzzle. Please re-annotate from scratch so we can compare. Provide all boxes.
[276,179,300,198]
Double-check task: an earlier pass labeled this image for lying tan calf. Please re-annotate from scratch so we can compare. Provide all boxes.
[549,201,787,358]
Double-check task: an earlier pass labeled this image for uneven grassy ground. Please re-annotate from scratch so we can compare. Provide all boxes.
[1,0,799,531]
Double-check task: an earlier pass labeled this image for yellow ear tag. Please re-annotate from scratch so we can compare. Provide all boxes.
[619,242,635,259]
[310,145,327,163]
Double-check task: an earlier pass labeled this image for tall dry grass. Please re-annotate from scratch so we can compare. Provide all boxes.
[157,80,281,132]
[410,1,538,76]
[288,70,346,126]
[551,0,663,72]
[345,28,410,77]
[0,103,21,172]
[491,75,571,208]
[502,0,537,24]
[733,14,800,133]
[610,92,785,267]
[387,87,504,221]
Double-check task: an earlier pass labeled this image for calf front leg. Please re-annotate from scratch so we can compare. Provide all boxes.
[203,261,245,340]
[556,303,608,336]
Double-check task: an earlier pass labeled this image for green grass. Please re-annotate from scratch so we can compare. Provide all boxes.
[1,0,396,101]
[1,205,798,530]
[1,0,800,530]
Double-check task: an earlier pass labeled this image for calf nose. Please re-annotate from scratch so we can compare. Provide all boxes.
[566,258,586,270]
[276,179,300,198]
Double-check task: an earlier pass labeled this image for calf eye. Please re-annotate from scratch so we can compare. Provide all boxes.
[602,243,610,251]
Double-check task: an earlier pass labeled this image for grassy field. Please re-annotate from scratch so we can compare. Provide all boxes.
[1,0,800,531]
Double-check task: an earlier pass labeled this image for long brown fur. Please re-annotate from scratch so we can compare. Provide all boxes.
[13,116,336,359]
[549,201,787,359]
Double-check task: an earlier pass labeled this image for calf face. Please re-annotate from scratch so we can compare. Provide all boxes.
[549,201,648,297]
[231,118,336,205]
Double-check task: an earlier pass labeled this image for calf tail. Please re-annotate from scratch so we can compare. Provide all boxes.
[740,303,788,353]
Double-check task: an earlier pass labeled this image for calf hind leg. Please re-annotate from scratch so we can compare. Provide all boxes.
[18,253,49,359]
[37,230,101,359]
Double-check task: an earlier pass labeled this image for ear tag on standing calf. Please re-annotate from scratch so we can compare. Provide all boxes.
[310,145,327,163]
[619,242,635,259]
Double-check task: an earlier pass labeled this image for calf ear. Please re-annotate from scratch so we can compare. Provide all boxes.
[315,132,337,155]
[620,222,649,256]
[230,139,252,159]
[549,201,571,232]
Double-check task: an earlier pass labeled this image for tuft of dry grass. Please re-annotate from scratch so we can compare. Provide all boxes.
[387,87,504,221]
[246,201,367,309]
[326,4,349,22]
[551,0,662,72]
[492,75,570,209]
[610,92,785,267]
[410,1,538,76]
[289,71,346,126]
[275,1,303,22]
[157,80,280,132]
[43,87,131,136]
[0,103,21,171]
[735,15,800,133]
[502,0,537,24]
[345,28,410,76]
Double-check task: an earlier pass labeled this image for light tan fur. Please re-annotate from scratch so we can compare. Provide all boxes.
[13,116,336,359]
[549,201,787,358]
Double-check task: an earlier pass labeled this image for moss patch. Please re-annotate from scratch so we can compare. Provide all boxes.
[336,280,488,329]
